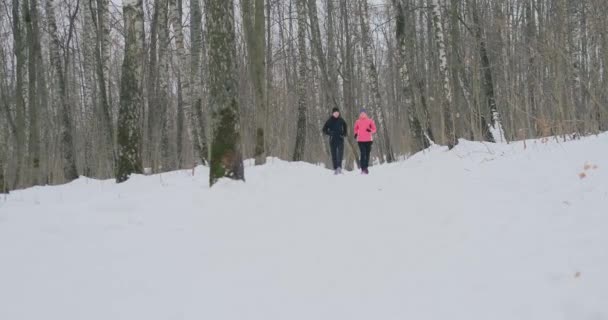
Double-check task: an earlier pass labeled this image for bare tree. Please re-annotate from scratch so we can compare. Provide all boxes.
[393,0,431,152]
[292,0,308,162]
[190,0,208,164]
[429,0,457,149]
[358,0,395,161]
[46,0,79,182]
[116,0,145,183]
[242,0,267,165]
[207,0,244,186]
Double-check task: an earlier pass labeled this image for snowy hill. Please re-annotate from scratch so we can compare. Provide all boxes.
[1,134,607,320]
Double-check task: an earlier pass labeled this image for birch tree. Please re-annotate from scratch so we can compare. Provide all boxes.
[429,0,457,149]
[358,0,395,162]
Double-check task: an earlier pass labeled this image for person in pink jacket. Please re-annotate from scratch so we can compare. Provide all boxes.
[354,109,377,174]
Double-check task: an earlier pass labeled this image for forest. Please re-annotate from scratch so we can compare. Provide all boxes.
[1,0,605,190]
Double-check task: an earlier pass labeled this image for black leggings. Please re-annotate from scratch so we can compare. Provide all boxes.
[329,137,345,169]
[358,141,373,170]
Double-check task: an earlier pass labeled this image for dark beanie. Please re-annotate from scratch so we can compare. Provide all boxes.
[332,107,340,113]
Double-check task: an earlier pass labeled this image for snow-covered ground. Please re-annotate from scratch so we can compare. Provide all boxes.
[1,134,607,320]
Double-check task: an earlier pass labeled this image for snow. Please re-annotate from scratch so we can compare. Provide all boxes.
[1,134,607,320]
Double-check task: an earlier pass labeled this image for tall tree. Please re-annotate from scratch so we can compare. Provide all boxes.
[358,0,395,162]
[292,0,308,162]
[242,0,267,165]
[393,0,430,152]
[429,0,457,149]
[207,0,244,186]
[12,0,26,188]
[169,0,189,167]
[470,0,505,143]
[46,0,79,182]
[90,0,115,174]
[116,0,145,183]
[307,0,339,110]
[190,0,208,164]
[25,0,43,185]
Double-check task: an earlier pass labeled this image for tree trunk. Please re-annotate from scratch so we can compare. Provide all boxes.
[429,0,457,149]
[471,0,506,143]
[90,0,115,175]
[190,0,208,165]
[339,0,360,170]
[393,0,430,153]
[46,0,79,182]
[0,127,6,193]
[157,0,172,170]
[169,0,194,168]
[358,0,395,162]
[116,0,144,183]
[265,0,273,157]
[525,0,539,137]
[307,0,339,111]
[292,0,308,162]
[12,0,27,188]
[207,0,244,186]
[242,0,267,165]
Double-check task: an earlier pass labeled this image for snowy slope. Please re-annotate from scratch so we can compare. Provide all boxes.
[1,134,607,320]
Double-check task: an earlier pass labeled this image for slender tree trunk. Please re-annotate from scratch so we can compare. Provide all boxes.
[46,0,79,182]
[12,0,26,188]
[207,0,244,186]
[358,0,394,162]
[471,0,505,143]
[157,0,172,170]
[292,0,308,161]
[0,102,6,192]
[169,0,193,168]
[90,0,115,175]
[429,0,457,149]
[116,0,145,183]
[190,0,208,164]
[525,0,538,137]
[394,0,430,153]
[307,0,339,111]
[265,0,273,157]
[242,0,267,165]
[25,0,42,185]
[339,0,360,170]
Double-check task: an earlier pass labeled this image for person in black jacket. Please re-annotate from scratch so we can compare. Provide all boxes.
[322,107,347,174]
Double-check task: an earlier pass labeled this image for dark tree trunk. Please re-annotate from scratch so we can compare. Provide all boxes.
[471,0,505,143]
[207,0,245,186]
[292,0,308,162]
[394,0,430,153]
[116,0,144,183]
[46,0,79,182]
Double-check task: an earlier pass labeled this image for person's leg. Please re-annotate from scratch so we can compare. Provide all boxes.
[330,138,339,170]
[365,142,373,171]
[358,142,365,170]
[361,142,369,170]
[336,138,344,169]
[360,142,369,170]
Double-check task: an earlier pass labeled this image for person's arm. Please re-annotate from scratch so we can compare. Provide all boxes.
[369,120,377,134]
[342,119,348,137]
[322,119,330,135]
